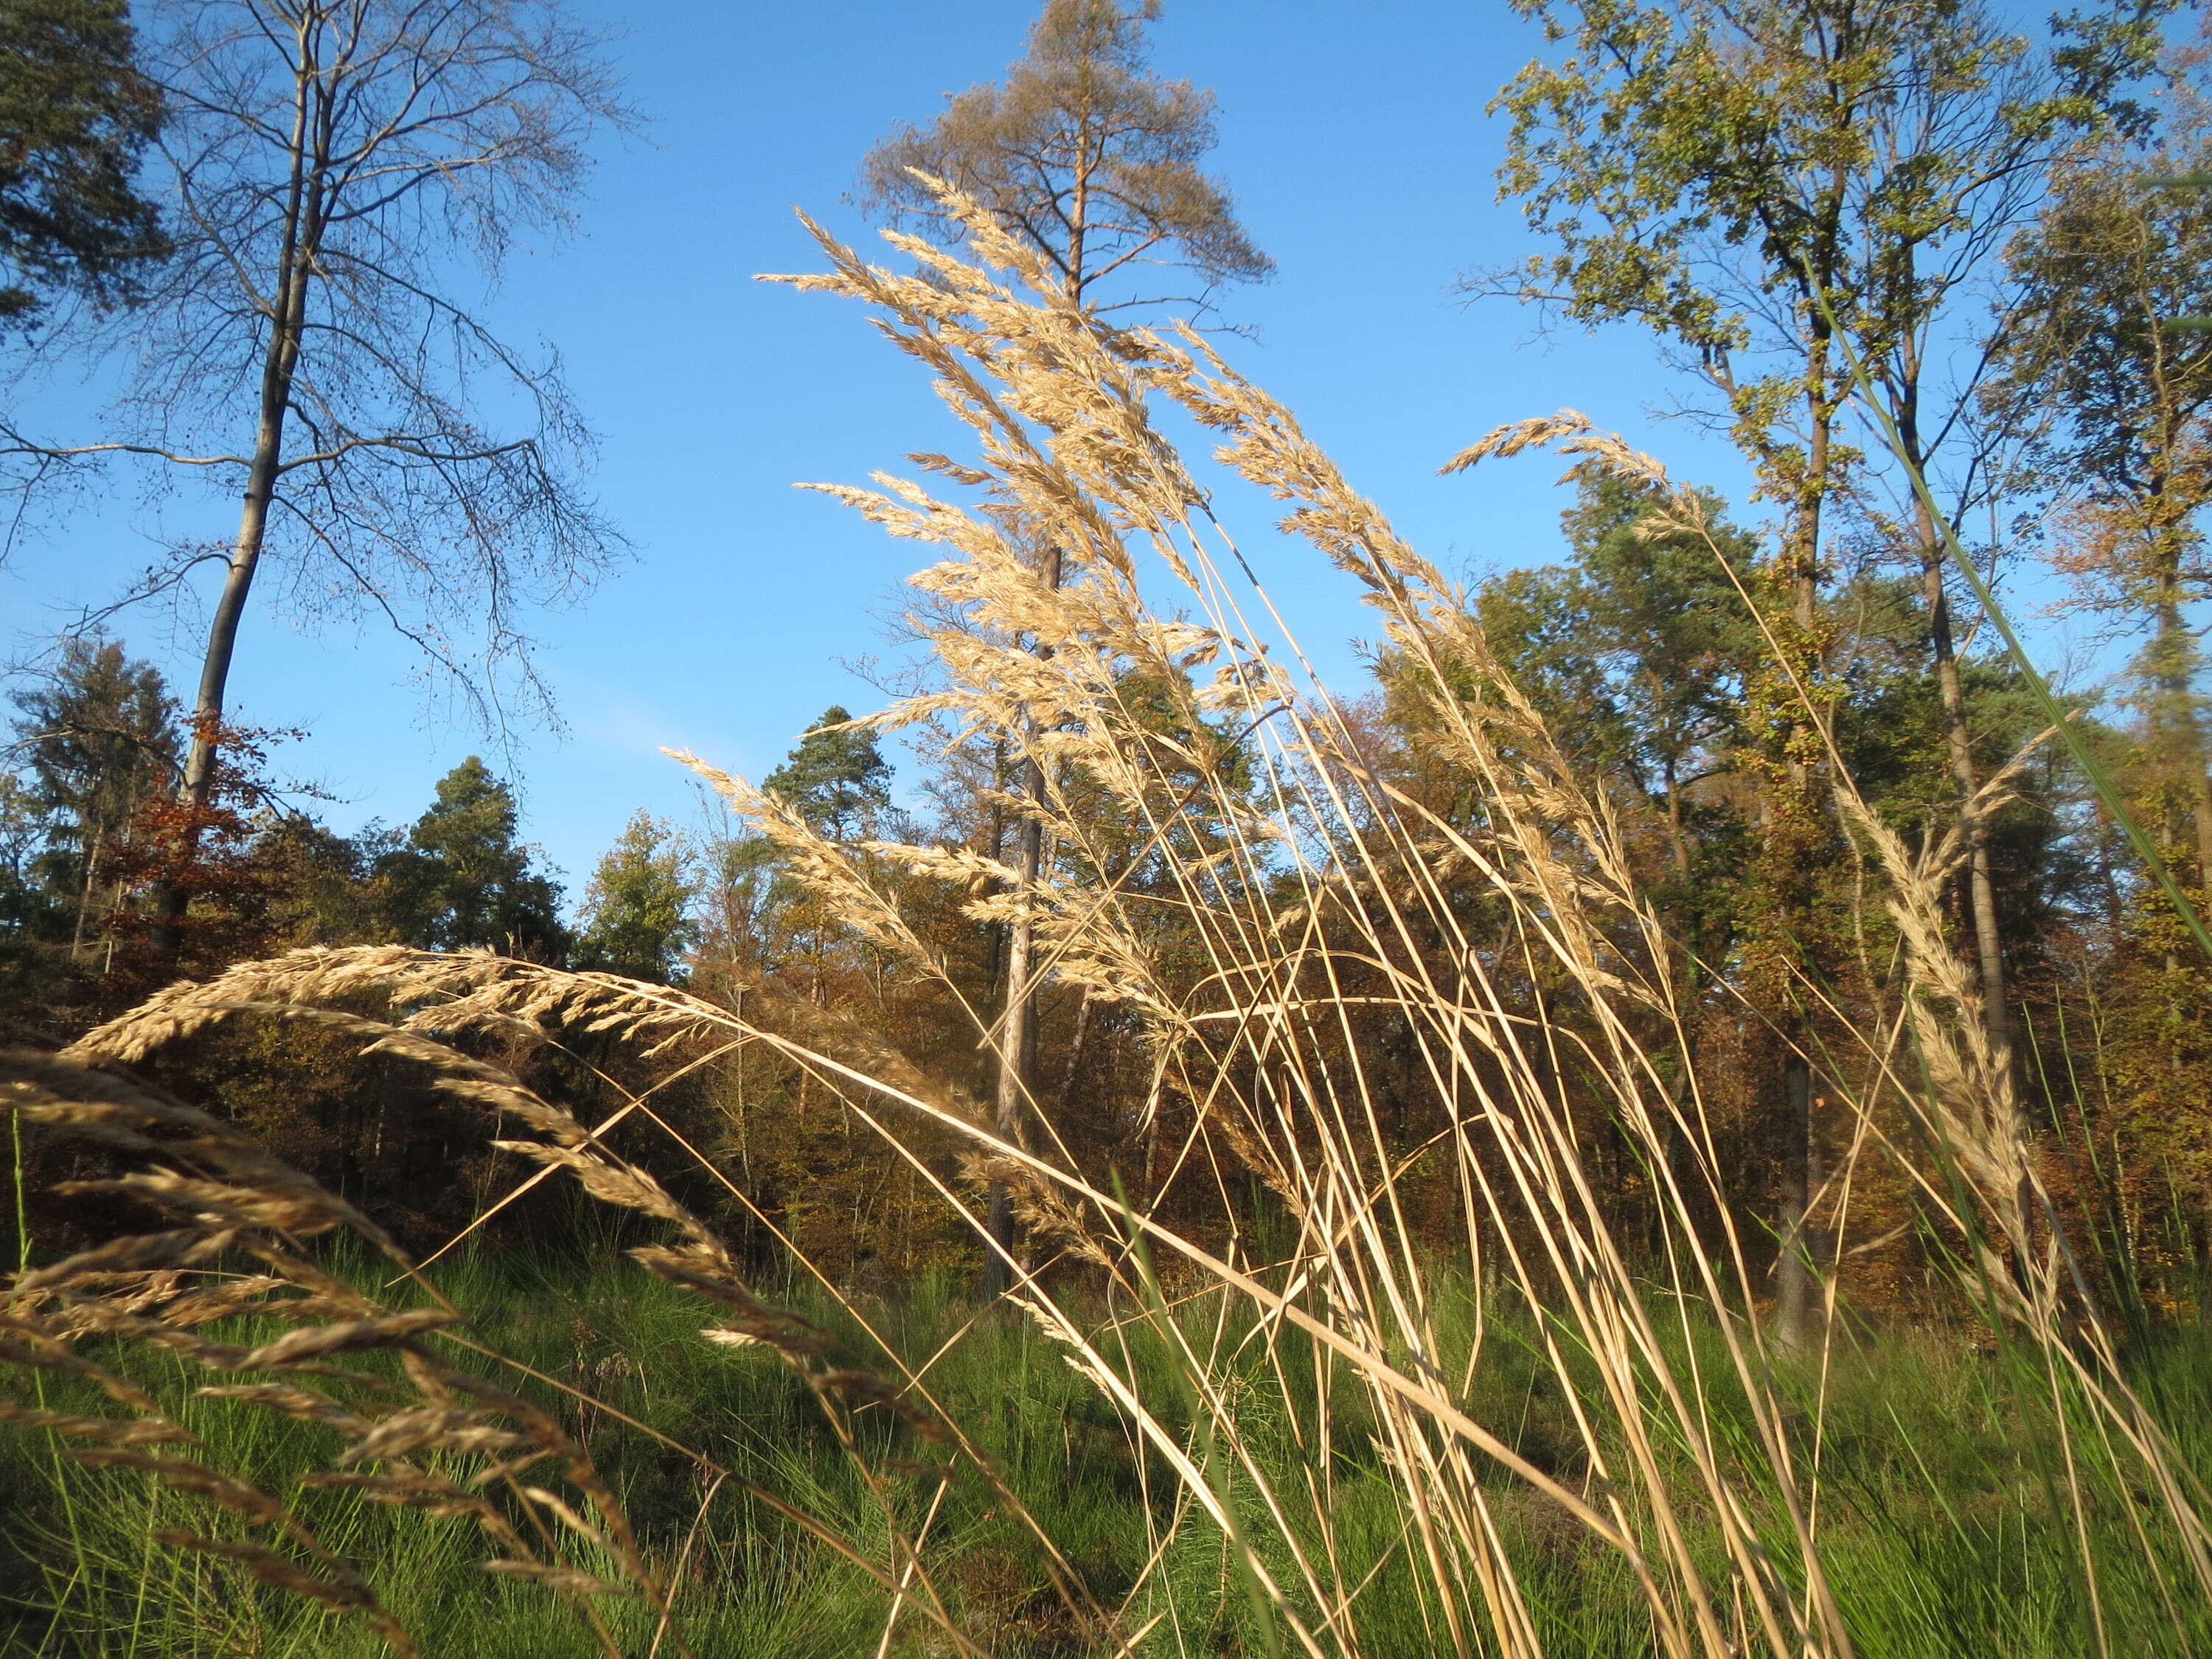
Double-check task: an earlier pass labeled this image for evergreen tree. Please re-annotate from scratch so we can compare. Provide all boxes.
[0,0,167,329]
[1478,469,1759,957]
[1484,472,1755,812]
[574,810,698,983]
[700,708,900,984]
[8,636,179,954]
[860,2,1270,1280]
[0,767,67,1015]
[1488,0,2163,1085]
[762,707,893,843]
[376,757,567,960]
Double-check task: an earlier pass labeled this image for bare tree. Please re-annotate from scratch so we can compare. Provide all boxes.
[6,0,630,939]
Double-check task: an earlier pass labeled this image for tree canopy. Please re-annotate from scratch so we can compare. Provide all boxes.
[762,706,894,844]
[858,0,1270,313]
[0,0,167,329]
[377,757,567,960]
[574,810,698,983]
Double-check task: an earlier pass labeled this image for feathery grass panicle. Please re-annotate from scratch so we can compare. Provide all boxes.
[7,173,2211,1659]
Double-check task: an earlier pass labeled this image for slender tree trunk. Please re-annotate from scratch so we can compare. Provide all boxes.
[1888,335,2010,1068]
[1794,331,1829,640]
[1771,316,1836,1354]
[2143,573,2212,884]
[154,28,323,948]
[1056,984,1093,1117]
[984,546,1065,1293]
[985,740,1043,1290]
[1663,754,1694,888]
[2193,765,2212,890]
[1775,1054,1815,1352]
[983,164,1099,1287]
[71,830,102,958]
[1917,504,2011,1068]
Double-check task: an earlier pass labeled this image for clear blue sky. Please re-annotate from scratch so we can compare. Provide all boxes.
[4,0,1786,896]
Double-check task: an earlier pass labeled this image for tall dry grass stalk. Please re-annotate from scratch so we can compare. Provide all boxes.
[4,181,2208,1657]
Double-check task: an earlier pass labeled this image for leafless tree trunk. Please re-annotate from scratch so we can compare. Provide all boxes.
[13,0,629,947]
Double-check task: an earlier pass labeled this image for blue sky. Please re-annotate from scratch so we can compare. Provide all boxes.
[5,0,1799,894]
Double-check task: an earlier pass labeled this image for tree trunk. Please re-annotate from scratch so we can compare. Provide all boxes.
[2143,575,2212,885]
[1767,308,1837,1354]
[1775,1051,1816,1353]
[1663,754,1694,888]
[1919,514,2011,1070]
[71,829,102,959]
[1892,328,2010,1071]
[2193,765,2212,891]
[1056,984,1093,1117]
[984,742,1044,1293]
[153,29,323,949]
[984,546,1065,1294]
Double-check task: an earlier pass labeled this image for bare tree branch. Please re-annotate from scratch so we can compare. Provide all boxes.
[1,0,634,946]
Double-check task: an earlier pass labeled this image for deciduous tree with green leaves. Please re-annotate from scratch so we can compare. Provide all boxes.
[375,757,566,961]
[574,810,699,984]
[1486,0,2164,1343]
[1488,0,2163,1058]
[1992,127,2212,878]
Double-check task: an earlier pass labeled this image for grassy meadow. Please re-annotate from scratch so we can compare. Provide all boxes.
[10,1244,2212,1658]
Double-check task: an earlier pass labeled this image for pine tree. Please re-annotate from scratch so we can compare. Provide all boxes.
[762,707,892,842]
[859,2,1271,1281]
[0,768,67,1015]
[1479,469,1759,957]
[858,0,1270,316]
[8,636,179,956]
[0,0,167,329]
